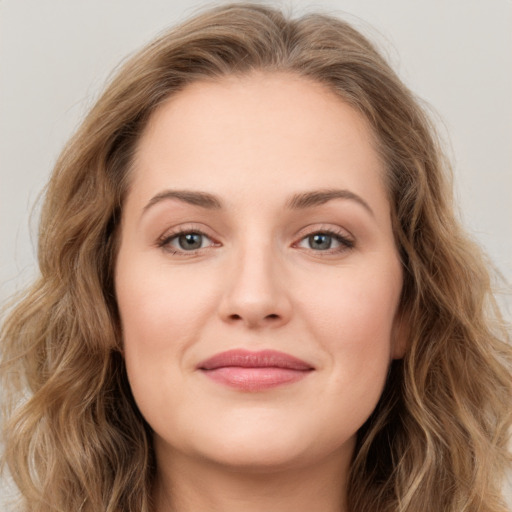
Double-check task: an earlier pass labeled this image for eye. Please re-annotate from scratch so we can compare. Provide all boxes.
[305,233,335,250]
[158,230,216,253]
[296,230,354,253]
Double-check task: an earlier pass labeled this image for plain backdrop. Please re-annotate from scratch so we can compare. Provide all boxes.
[0,0,511,508]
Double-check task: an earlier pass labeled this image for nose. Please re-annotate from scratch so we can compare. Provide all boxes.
[218,243,292,329]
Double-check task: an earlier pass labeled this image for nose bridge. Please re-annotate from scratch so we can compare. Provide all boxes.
[219,233,291,327]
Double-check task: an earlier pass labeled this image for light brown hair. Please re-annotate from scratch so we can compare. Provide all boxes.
[1,3,511,511]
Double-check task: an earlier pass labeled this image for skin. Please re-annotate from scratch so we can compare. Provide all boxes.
[115,72,405,512]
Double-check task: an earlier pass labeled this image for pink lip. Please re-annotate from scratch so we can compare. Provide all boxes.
[197,349,314,391]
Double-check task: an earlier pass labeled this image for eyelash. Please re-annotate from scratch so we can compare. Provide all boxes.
[156,227,218,255]
[156,227,355,256]
[294,228,355,255]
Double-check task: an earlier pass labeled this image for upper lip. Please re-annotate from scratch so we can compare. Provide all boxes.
[197,349,314,371]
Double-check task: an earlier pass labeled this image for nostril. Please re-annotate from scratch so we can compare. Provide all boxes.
[227,312,280,323]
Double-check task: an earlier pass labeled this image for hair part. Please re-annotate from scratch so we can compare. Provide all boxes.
[1,3,511,511]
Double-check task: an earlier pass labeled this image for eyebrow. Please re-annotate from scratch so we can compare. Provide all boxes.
[287,189,374,216]
[143,189,222,214]
[142,187,373,217]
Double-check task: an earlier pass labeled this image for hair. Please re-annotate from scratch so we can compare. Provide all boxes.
[1,3,511,511]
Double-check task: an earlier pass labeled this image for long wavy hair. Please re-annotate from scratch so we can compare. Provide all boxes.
[1,3,511,511]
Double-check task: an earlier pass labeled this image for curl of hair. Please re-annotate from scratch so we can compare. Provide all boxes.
[1,3,511,511]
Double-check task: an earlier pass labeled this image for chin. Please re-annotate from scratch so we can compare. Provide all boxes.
[197,445,314,474]
[168,413,353,474]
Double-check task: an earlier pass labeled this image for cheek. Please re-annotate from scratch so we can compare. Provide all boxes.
[115,258,221,408]
[299,262,401,394]
[116,260,219,349]
[302,262,400,342]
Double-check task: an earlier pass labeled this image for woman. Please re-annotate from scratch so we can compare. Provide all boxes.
[1,3,510,511]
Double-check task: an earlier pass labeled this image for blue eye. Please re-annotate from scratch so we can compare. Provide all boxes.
[176,232,204,250]
[297,231,354,252]
[307,233,334,250]
[158,231,215,253]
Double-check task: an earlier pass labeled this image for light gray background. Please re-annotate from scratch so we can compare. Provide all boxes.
[1,0,511,508]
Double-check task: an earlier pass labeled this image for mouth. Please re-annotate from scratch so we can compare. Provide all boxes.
[197,349,315,391]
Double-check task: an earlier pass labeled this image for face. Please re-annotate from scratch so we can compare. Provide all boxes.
[115,72,404,474]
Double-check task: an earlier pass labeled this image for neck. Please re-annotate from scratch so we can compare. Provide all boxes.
[153,447,351,512]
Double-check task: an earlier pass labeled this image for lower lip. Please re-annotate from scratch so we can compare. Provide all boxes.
[201,367,312,391]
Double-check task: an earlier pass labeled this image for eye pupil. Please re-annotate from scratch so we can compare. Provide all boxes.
[178,233,203,250]
[309,233,332,250]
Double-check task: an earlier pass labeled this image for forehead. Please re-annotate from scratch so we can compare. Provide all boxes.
[137,71,379,160]
[128,72,387,216]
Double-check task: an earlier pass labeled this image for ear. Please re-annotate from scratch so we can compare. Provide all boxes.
[391,308,410,360]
